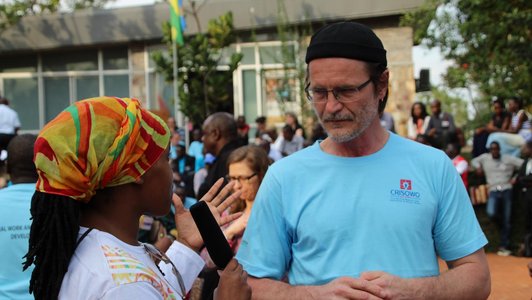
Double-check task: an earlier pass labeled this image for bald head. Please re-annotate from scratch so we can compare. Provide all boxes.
[7,134,38,183]
[202,112,238,155]
[430,99,441,115]
[204,112,237,140]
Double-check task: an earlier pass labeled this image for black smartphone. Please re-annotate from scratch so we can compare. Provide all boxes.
[189,201,233,269]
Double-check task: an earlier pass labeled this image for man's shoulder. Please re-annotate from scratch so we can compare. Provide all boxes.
[502,154,524,164]
[0,183,35,197]
[391,134,443,155]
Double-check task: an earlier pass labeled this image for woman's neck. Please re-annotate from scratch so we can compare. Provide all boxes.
[80,194,141,245]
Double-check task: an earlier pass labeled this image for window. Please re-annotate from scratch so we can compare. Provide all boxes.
[259,45,295,65]
[44,77,70,122]
[43,50,98,71]
[0,56,37,73]
[104,75,129,98]
[3,78,39,130]
[103,48,128,70]
[243,70,257,122]
[240,47,256,65]
[76,76,100,100]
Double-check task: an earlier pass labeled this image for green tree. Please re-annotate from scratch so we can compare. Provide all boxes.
[151,11,243,126]
[275,0,315,131]
[402,0,531,106]
[0,0,113,31]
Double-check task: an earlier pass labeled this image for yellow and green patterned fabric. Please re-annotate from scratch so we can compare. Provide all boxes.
[34,96,170,202]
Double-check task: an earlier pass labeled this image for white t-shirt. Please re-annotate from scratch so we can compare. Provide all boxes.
[0,104,21,134]
[59,227,204,300]
[273,135,304,156]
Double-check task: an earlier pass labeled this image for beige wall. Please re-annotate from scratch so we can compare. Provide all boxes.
[376,27,415,136]
[130,45,148,106]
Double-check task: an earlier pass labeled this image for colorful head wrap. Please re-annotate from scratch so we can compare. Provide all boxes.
[34,97,170,202]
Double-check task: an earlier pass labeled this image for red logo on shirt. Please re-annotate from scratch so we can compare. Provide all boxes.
[400,179,412,190]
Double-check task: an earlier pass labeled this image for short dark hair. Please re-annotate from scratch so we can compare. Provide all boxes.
[7,134,37,182]
[490,141,500,149]
[0,96,8,105]
[255,116,266,124]
[492,98,505,108]
[508,96,522,109]
[205,112,238,140]
[282,124,295,135]
[365,62,388,113]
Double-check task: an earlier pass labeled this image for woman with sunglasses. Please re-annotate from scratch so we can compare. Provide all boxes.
[23,97,250,300]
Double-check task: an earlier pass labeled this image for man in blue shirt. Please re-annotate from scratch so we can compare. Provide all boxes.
[236,22,490,299]
[0,134,37,299]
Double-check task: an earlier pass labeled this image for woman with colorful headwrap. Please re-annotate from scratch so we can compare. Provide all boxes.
[23,97,251,300]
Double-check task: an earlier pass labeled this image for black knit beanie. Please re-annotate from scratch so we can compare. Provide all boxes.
[305,22,387,67]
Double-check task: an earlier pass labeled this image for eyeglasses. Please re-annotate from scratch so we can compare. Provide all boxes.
[305,78,372,103]
[225,173,257,183]
[143,243,186,299]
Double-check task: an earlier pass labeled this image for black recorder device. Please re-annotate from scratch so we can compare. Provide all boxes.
[189,201,233,269]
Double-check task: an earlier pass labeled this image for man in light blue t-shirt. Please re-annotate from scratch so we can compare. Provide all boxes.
[0,134,37,299]
[236,22,490,299]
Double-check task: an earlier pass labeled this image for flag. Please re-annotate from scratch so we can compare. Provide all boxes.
[169,0,185,46]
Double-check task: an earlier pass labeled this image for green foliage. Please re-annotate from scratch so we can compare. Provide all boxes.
[152,11,243,126]
[400,0,438,45]
[0,0,112,31]
[275,0,315,125]
[401,0,531,106]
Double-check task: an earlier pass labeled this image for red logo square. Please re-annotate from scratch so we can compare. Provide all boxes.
[400,179,412,190]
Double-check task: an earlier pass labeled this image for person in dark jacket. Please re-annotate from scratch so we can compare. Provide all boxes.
[197,112,241,199]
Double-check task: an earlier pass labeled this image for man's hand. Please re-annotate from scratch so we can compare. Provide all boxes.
[173,178,242,252]
[214,259,252,300]
[305,276,385,300]
[361,271,409,299]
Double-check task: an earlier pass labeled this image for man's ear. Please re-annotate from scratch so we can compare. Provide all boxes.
[211,128,221,140]
[377,69,390,100]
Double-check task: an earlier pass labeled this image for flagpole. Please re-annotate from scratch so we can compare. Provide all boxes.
[173,42,182,129]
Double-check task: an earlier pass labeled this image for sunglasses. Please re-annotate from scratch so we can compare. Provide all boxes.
[142,243,187,299]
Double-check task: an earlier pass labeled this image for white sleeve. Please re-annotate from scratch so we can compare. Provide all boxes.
[471,155,482,169]
[455,160,468,175]
[161,241,205,293]
[296,136,304,150]
[407,118,416,139]
[13,113,21,128]
[273,136,283,151]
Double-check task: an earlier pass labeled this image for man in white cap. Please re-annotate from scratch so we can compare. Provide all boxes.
[236,22,490,299]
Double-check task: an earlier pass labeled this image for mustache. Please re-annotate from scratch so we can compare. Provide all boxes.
[322,114,354,122]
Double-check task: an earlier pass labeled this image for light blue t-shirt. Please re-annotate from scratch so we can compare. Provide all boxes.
[236,134,487,285]
[188,141,205,172]
[0,183,35,299]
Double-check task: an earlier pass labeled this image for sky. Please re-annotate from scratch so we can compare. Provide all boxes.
[108,0,452,86]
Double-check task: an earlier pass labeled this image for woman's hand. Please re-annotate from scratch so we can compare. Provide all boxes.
[223,214,248,240]
[173,178,242,252]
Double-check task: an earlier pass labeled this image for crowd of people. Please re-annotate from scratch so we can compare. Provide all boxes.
[0,21,531,299]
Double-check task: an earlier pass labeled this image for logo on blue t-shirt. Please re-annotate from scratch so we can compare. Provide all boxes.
[390,179,421,204]
[400,179,412,190]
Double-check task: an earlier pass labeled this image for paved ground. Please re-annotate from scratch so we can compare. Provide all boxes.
[440,253,532,299]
